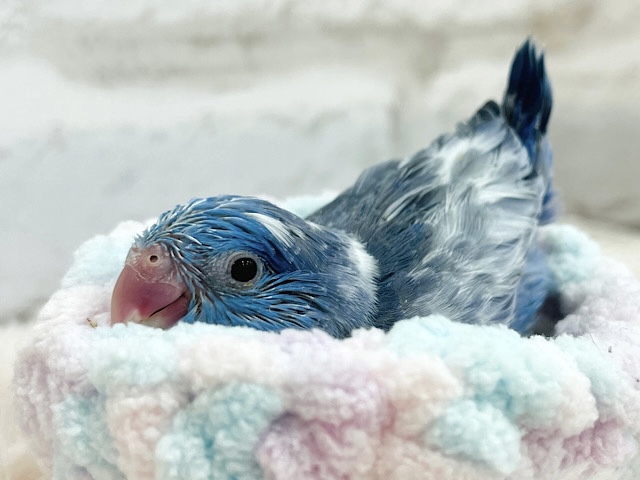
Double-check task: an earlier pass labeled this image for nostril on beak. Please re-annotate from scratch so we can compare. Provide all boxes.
[126,244,174,277]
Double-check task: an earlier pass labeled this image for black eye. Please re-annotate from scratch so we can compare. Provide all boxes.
[212,251,264,289]
[230,257,258,282]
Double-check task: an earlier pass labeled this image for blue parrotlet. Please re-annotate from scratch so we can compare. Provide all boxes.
[111,39,555,338]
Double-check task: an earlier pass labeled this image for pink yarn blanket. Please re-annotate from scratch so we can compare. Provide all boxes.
[13,216,640,479]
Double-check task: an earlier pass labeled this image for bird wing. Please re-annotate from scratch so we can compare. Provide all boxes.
[308,40,553,332]
[309,103,544,329]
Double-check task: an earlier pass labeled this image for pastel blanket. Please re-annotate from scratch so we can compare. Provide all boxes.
[13,198,640,480]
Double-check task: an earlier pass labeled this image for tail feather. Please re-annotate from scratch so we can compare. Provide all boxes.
[502,38,552,144]
[502,38,556,224]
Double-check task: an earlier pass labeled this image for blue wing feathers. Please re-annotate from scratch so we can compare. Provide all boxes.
[308,39,556,333]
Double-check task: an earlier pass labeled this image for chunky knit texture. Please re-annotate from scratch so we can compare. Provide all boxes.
[13,198,640,480]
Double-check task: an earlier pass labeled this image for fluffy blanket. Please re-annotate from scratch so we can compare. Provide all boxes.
[13,198,640,480]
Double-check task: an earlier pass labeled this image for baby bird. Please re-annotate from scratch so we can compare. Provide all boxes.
[111,39,555,338]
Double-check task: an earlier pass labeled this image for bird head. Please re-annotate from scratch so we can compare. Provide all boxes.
[110,195,378,337]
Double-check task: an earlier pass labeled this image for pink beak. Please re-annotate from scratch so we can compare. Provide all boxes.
[110,244,190,329]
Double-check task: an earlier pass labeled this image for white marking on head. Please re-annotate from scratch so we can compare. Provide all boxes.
[247,213,295,247]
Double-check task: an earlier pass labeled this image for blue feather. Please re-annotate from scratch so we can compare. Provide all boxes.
[502,38,555,225]
[116,39,557,337]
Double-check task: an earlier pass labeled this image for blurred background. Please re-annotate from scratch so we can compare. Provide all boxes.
[1,0,640,325]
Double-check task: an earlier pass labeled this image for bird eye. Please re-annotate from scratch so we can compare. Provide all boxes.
[222,251,264,287]
[230,257,258,282]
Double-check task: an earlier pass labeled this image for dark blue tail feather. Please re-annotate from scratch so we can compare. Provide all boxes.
[503,38,553,145]
[502,38,556,225]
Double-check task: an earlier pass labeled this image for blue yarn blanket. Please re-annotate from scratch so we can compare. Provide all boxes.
[13,197,640,480]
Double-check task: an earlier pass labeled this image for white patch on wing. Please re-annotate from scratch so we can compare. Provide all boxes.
[306,220,324,231]
[348,238,379,290]
[386,122,512,227]
[247,213,295,246]
[382,186,427,223]
[437,125,506,183]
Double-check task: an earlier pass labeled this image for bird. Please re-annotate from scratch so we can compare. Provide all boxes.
[110,39,555,338]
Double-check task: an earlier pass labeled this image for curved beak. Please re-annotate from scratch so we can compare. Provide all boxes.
[110,244,190,329]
